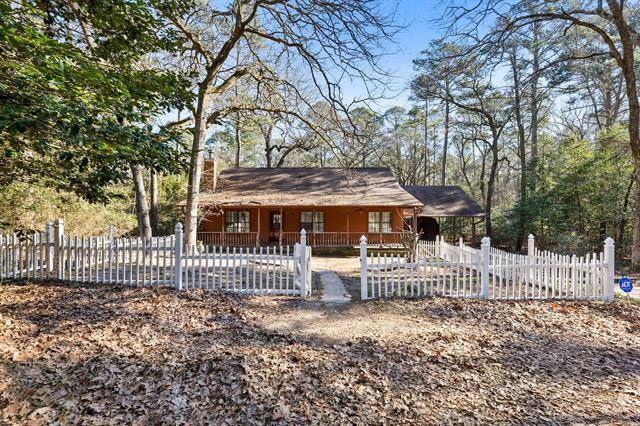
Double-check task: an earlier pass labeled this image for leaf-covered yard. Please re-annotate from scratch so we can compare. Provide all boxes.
[0,283,639,424]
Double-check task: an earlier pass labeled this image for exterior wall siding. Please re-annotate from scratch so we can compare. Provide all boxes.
[201,206,410,242]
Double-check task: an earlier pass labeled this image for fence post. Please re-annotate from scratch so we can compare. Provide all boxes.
[53,218,64,279]
[45,220,53,278]
[527,234,535,256]
[458,236,464,262]
[108,225,115,246]
[174,222,183,290]
[300,229,307,297]
[360,235,368,300]
[481,236,490,299]
[603,237,615,301]
[527,234,535,283]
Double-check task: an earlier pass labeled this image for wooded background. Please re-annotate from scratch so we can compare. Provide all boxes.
[1,0,638,266]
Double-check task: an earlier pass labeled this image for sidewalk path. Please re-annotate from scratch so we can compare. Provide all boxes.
[317,270,351,304]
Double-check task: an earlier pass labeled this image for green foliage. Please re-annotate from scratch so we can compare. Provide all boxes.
[497,127,633,254]
[0,1,192,202]
[0,182,136,236]
[155,174,188,235]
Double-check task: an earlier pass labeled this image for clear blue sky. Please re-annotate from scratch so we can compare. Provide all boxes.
[338,0,444,111]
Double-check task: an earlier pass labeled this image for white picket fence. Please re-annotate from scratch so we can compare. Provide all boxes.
[361,234,615,301]
[0,219,312,297]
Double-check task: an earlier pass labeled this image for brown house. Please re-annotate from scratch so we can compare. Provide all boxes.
[186,160,484,247]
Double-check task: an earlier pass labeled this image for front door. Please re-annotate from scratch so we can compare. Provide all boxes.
[269,211,282,243]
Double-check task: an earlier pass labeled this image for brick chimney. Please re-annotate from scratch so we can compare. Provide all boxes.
[203,156,218,192]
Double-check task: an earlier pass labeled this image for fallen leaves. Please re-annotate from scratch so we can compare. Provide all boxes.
[0,282,639,424]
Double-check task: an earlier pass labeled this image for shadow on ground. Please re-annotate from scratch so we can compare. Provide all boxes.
[0,282,639,424]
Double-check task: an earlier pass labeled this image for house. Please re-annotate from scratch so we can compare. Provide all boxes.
[188,160,484,247]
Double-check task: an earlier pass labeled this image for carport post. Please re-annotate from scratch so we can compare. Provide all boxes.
[481,237,490,299]
[360,235,368,300]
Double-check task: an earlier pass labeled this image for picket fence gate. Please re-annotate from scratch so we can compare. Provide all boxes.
[0,219,312,297]
[360,234,615,301]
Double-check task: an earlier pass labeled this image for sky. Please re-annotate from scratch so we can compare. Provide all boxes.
[158,0,445,127]
[337,0,445,112]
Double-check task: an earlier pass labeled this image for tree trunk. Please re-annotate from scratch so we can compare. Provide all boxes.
[511,48,527,250]
[131,164,152,239]
[607,0,640,269]
[234,113,241,168]
[183,91,208,247]
[424,100,429,184]
[263,124,273,168]
[150,169,159,236]
[529,19,540,164]
[617,172,634,247]
[627,84,640,269]
[485,141,499,237]
[441,98,450,185]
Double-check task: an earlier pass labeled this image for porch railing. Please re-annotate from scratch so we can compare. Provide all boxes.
[197,232,259,247]
[281,232,407,247]
[197,231,409,247]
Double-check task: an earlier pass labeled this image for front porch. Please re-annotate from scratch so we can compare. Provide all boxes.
[196,231,409,247]
[197,205,417,248]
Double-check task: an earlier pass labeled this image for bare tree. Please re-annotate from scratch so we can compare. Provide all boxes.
[441,0,640,267]
[156,0,398,246]
[413,44,511,235]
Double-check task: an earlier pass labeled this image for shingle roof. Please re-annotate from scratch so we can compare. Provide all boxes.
[189,167,423,207]
[402,186,486,217]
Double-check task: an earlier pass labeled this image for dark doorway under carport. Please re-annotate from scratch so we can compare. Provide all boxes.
[417,217,439,241]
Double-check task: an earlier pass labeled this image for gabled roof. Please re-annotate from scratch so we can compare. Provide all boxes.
[403,185,485,217]
[192,167,423,207]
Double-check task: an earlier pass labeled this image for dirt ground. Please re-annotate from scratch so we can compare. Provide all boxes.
[1,282,639,424]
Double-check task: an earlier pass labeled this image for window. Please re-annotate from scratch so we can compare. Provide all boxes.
[301,211,324,232]
[368,211,392,233]
[225,211,250,232]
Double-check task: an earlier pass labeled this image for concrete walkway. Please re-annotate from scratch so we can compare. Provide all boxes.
[317,270,351,304]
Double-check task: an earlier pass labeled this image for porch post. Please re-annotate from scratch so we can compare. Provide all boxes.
[279,207,283,247]
[221,210,225,246]
[346,207,350,246]
[256,207,261,247]
[471,219,477,245]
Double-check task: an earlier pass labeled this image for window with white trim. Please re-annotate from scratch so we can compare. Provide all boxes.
[368,211,392,233]
[301,211,324,232]
[225,211,250,232]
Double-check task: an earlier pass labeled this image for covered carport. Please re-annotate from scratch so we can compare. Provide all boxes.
[402,185,486,243]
